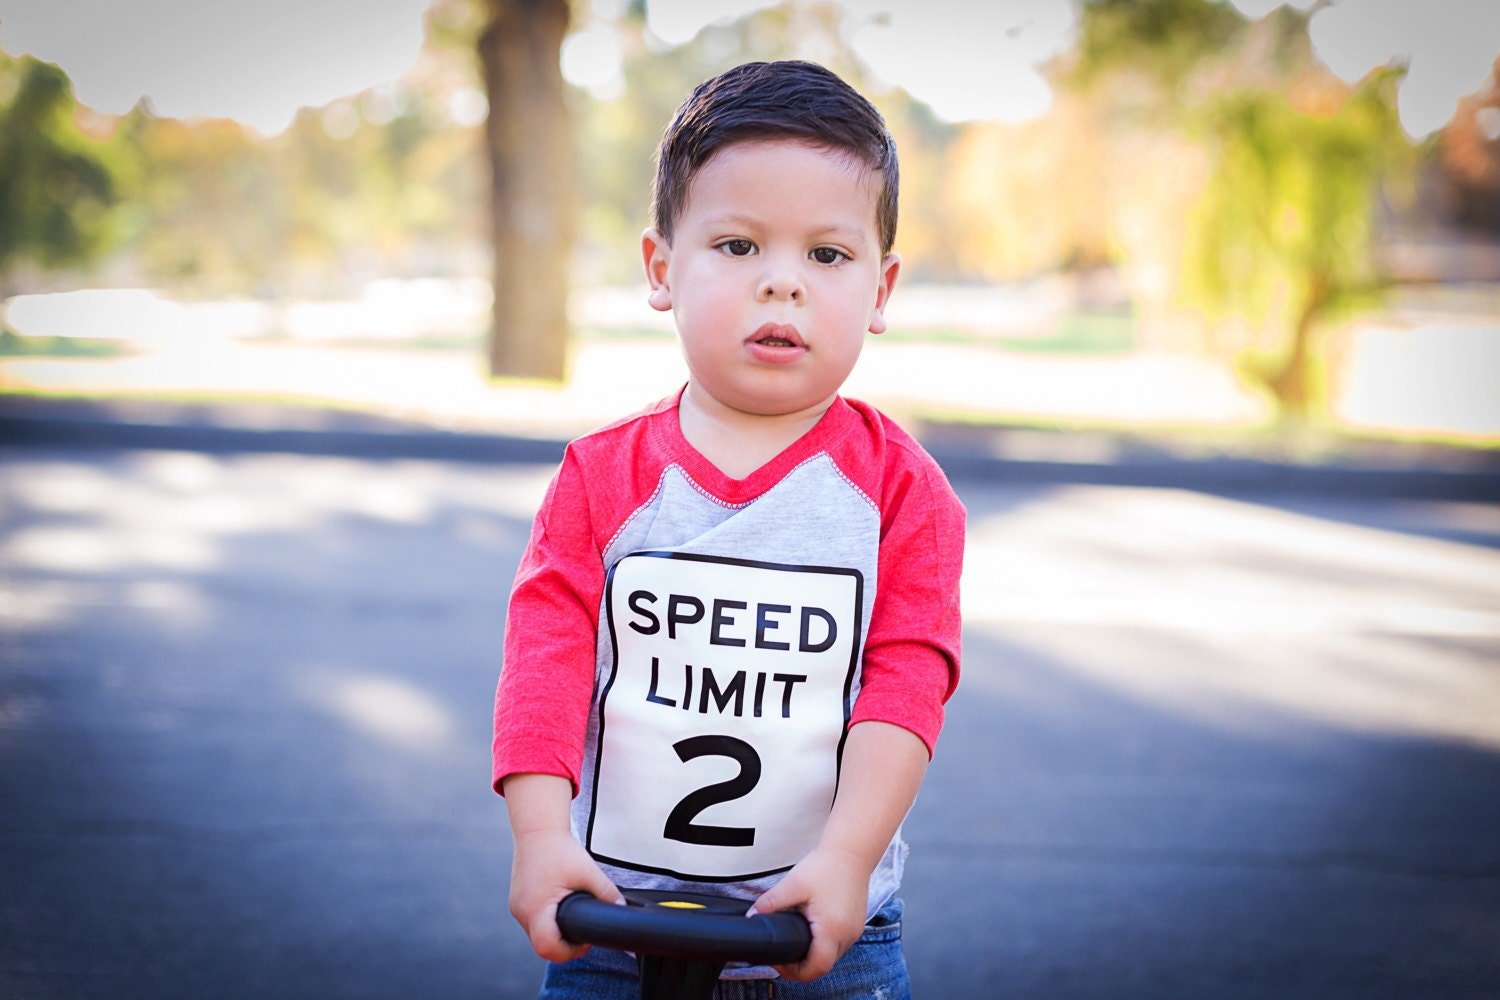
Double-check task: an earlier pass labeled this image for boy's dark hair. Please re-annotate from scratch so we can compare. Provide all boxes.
[651,60,900,256]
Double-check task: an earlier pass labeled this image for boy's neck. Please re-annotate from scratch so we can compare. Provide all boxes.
[678,382,835,481]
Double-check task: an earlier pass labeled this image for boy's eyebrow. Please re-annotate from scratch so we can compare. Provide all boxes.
[700,212,760,228]
[699,213,874,245]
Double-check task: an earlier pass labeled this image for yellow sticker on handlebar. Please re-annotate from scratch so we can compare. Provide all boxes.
[659,901,706,909]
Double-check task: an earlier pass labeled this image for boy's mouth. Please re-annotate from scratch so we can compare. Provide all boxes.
[748,324,805,349]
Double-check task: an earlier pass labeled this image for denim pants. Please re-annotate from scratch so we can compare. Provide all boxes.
[538,897,909,1000]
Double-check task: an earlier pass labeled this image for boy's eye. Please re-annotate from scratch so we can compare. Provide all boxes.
[717,239,756,257]
[810,246,849,265]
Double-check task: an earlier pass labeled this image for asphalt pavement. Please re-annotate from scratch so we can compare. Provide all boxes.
[2,414,1499,997]
[3,394,1499,501]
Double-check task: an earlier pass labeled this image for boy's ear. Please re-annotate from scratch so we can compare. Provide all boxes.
[867,252,901,335]
[641,228,673,312]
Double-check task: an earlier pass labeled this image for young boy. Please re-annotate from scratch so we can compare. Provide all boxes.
[493,60,964,997]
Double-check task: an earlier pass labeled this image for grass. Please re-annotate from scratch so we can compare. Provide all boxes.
[4,318,1491,456]
[0,314,1139,359]
[1,329,131,358]
[309,333,489,352]
[882,310,1139,355]
[0,384,396,415]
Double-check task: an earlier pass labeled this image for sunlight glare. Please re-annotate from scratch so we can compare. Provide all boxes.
[562,22,625,99]
[0,0,431,135]
[309,672,454,750]
[960,485,1500,748]
[645,0,776,45]
[1307,0,1500,138]
[850,0,1074,124]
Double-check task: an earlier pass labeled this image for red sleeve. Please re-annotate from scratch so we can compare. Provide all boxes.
[491,445,603,795]
[849,440,965,758]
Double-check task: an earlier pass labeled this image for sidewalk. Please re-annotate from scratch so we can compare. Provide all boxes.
[2,334,1498,499]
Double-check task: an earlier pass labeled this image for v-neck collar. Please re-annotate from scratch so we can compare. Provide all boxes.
[649,386,856,505]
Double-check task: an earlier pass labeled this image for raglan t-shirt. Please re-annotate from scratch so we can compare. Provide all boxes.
[492,389,964,927]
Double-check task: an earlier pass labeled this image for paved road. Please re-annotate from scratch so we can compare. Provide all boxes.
[2,445,1498,998]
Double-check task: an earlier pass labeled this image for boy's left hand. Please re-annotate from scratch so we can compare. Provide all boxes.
[749,846,870,982]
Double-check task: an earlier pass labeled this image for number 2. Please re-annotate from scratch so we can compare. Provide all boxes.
[663,735,762,847]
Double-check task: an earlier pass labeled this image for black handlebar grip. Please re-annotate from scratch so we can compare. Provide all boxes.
[556,889,811,966]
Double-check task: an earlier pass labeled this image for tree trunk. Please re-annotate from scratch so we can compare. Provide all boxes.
[478,0,573,381]
[1267,270,1330,421]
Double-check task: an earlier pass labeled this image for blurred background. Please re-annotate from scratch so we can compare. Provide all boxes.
[0,0,1496,445]
[3,2,1500,998]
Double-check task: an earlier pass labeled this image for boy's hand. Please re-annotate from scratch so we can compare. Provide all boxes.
[502,773,623,963]
[748,722,931,982]
[749,846,870,982]
[508,827,624,963]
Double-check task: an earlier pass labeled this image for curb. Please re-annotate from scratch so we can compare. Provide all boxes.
[0,407,568,465]
[930,448,1500,500]
[3,395,1498,501]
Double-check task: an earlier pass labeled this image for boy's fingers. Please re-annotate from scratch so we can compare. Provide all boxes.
[773,941,836,983]
[583,872,625,906]
[540,876,623,963]
[530,909,589,963]
[774,910,864,982]
[747,881,802,917]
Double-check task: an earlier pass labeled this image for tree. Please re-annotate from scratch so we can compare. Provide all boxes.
[108,108,290,298]
[477,0,573,381]
[1184,67,1407,418]
[0,53,116,301]
[1067,0,1412,421]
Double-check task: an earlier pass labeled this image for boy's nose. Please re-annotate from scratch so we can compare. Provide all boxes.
[756,268,804,303]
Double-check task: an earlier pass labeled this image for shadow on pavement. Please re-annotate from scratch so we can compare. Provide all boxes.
[2,448,1497,998]
[0,449,547,998]
[906,628,1500,998]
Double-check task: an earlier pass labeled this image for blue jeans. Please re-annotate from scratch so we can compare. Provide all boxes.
[538,897,909,1000]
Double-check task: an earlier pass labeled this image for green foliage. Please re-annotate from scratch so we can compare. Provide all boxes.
[1180,64,1410,418]
[104,108,286,296]
[97,77,486,298]
[1183,67,1407,329]
[1070,0,1245,99]
[1068,1,1414,419]
[0,53,117,288]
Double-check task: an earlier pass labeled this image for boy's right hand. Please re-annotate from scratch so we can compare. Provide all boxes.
[502,773,624,962]
[508,827,624,962]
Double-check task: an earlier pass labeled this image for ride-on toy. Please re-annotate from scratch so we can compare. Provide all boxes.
[557,888,812,1000]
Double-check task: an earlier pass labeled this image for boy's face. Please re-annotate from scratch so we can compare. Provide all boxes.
[642,139,899,422]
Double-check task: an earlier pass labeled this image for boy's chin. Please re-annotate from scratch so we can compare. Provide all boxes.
[687,383,833,421]
[729,395,841,421]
